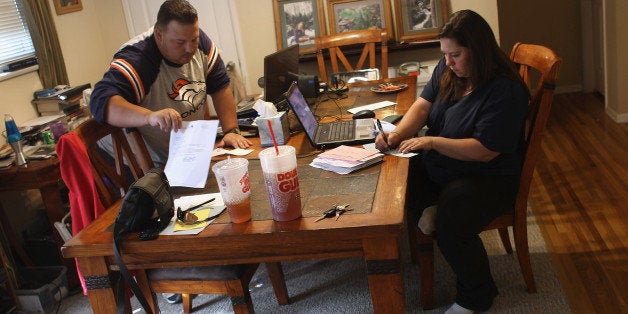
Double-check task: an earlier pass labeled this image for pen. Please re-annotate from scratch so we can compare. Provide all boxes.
[376,119,388,143]
[187,198,216,211]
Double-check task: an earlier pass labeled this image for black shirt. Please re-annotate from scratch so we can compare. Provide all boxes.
[419,58,529,185]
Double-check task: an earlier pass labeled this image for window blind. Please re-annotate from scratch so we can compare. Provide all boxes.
[0,0,36,69]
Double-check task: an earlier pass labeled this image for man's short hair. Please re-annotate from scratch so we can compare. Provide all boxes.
[155,0,198,29]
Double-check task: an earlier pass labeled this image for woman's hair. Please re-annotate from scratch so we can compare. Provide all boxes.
[155,0,198,30]
[437,10,522,100]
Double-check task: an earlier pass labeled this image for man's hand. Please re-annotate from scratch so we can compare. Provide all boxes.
[147,108,183,132]
[216,133,252,149]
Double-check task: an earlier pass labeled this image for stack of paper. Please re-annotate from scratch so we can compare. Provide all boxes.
[310,145,384,174]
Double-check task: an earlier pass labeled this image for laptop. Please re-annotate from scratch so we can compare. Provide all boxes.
[285,82,376,149]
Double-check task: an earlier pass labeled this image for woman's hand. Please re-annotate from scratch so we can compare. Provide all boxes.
[398,136,435,154]
[374,133,390,152]
[375,131,405,152]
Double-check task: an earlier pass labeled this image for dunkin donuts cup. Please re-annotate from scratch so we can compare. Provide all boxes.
[259,145,302,221]
[211,158,252,223]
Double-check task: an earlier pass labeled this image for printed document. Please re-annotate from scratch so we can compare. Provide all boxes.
[164,120,219,188]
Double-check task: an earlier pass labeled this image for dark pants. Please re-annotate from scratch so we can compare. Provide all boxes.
[407,156,519,311]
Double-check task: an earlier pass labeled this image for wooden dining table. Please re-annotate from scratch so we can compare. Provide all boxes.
[62,75,417,313]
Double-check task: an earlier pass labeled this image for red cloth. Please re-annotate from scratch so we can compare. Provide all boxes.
[56,132,105,295]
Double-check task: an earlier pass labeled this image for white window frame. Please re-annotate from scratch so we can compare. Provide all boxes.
[0,0,39,81]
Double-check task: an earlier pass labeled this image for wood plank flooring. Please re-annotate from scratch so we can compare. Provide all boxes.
[529,92,628,313]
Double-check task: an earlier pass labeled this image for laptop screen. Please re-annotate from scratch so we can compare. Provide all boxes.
[264,45,299,103]
[287,84,318,141]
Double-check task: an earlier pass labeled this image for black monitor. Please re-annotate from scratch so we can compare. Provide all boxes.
[264,44,299,104]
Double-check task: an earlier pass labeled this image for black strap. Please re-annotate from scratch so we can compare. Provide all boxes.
[114,235,154,314]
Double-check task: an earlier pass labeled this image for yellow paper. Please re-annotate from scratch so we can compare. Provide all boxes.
[173,207,213,232]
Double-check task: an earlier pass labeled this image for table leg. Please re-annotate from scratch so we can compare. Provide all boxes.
[363,236,405,313]
[77,256,119,314]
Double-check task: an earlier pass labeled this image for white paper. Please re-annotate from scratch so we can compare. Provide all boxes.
[310,153,384,174]
[347,101,396,114]
[253,99,278,117]
[376,119,396,132]
[212,148,254,157]
[160,193,225,236]
[362,143,418,158]
[164,120,219,188]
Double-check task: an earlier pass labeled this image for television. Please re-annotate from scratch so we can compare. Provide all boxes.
[264,44,299,104]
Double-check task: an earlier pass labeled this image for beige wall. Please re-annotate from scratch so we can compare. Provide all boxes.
[497,0,583,93]
[605,0,628,122]
[0,0,128,145]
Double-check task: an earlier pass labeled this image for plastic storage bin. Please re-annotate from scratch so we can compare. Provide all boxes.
[15,266,68,313]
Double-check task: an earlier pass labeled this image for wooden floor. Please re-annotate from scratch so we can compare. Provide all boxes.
[529,92,628,313]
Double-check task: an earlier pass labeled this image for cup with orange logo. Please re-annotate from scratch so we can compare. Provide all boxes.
[259,145,302,221]
[211,157,252,223]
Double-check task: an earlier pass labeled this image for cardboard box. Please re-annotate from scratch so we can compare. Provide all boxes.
[257,111,290,147]
[16,266,68,313]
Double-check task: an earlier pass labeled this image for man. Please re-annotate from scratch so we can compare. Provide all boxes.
[90,0,251,167]
[89,0,251,304]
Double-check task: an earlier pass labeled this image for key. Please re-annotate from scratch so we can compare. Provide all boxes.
[334,205,352,220]
[315,207,338,222]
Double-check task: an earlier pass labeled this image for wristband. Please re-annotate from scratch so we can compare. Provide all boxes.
[225,128,241,135]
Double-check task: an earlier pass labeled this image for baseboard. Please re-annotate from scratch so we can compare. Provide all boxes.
[605,106,628,123]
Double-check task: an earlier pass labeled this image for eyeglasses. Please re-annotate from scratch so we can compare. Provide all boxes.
[176,198,226,225]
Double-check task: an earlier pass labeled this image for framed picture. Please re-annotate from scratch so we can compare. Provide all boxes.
[53,0,83,15]
[393,0,448,42]
[326,0,393,36]
[273,0,326,55]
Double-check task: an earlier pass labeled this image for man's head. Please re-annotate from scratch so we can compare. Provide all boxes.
[154,0,199,65]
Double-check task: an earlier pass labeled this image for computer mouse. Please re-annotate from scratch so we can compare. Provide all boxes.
[352,109,376,119]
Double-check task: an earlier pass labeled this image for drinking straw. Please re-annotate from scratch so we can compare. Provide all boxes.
[267,120,279,155]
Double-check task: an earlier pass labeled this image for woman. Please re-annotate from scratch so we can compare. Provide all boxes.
[375,10,529,313]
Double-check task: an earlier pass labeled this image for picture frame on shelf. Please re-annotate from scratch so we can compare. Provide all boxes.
[53,0,83,15]
[273,0,326,55]
[326,0,393,36]
[393,0,448,42]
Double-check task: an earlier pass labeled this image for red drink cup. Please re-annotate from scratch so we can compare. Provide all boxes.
[259,146,302,221]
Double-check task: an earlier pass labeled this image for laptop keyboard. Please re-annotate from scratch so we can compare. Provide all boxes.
[319,120,355,141]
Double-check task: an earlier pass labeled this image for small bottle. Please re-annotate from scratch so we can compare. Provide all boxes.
[4,113,27,165]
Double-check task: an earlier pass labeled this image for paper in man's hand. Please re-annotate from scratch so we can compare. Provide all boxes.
[164,120,219,188]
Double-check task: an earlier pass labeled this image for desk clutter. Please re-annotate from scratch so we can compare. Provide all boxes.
[32,84,91,117]
[1,107,90,168]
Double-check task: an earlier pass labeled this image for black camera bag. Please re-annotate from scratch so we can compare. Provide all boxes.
[112,167,174,314]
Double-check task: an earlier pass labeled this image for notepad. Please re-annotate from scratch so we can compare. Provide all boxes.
[347,101,396,114]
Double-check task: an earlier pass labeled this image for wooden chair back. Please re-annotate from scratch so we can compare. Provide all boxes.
[315,29,388,83]
[72,118,148,207]
[508,42,562,228]
[411,43,561,310]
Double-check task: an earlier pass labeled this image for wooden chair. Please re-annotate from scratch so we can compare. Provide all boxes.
[409,43,562,309]
[314,29,388,83]
[65,119,289,313]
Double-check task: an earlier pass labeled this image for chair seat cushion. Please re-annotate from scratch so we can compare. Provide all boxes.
[147,264,256,281]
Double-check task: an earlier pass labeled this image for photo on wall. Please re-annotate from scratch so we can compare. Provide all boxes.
[273,0,326,54]
[326,0,393,35]
[394,0,448,42]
